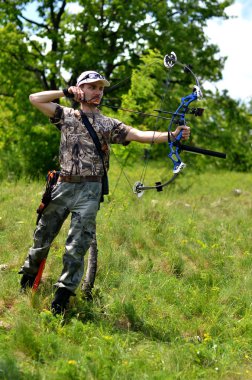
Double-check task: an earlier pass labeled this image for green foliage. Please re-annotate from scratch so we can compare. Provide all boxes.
[0,96,60,178]
[203,91,252,171]
[106,50,252,172]
[1,168,252,379]
[0,0,251,177]
[2,0,249,178]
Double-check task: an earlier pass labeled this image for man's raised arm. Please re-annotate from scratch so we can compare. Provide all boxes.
[29,90,65,117]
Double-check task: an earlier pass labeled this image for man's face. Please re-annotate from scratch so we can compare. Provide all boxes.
[79,81,104,105]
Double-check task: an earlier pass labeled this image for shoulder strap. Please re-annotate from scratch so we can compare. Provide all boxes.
[80,111,104,160]
[80,110,109,196]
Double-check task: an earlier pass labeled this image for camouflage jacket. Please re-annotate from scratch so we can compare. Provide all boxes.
[50,105,131,176]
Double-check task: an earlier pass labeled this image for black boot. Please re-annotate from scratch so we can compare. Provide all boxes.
[20,274,36,291]
[51,288,73,315]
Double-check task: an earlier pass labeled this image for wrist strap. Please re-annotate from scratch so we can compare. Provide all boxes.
[63,88,74,99]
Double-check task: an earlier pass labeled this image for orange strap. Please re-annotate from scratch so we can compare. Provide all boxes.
[32,258,46,291]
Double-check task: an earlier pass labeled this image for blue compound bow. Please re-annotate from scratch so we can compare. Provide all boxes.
[133,52,226,197]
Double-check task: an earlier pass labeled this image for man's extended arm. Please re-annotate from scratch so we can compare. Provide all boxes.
[125,126,190,143]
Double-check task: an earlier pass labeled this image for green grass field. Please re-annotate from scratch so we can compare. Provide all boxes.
[0,164,252,379]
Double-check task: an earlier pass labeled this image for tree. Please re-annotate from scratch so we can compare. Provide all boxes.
[0,0,232,88]
[109,50,252,173]
[2,0,248,179]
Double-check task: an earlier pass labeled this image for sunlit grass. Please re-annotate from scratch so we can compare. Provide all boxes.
[0,163,252,379]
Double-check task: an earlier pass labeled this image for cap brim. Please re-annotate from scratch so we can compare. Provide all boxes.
[77,78,110,87]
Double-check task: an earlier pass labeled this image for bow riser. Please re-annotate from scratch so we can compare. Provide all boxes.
[168,89,199,173]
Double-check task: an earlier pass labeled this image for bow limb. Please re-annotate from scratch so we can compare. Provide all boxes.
[133,173,179,198]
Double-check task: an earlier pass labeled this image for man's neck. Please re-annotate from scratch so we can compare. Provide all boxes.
[80,103,100,113]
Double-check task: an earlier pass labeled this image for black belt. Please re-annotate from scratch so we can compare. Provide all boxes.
[58,175,102,183]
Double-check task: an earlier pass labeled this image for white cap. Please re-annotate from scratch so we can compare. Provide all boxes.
[76,71,110,87]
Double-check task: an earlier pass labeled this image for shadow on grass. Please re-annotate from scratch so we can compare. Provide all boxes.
[114,302,174,343]
[68,296,174,343]
[33,282,176,343]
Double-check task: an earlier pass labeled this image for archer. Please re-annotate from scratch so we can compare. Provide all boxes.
[19,70,190,315]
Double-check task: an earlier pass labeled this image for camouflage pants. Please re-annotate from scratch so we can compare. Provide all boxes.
[19,181,102,293]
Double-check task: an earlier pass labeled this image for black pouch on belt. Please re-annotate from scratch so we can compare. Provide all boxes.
[36,170,60,224]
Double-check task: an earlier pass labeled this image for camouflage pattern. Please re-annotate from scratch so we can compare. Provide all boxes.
[20,106,131,294]
[19,181,102,293]
[50,105,131,176]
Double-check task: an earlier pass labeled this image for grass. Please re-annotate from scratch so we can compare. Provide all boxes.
[0,160,252,379]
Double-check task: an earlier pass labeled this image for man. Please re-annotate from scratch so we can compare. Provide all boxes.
[19,70,190,314]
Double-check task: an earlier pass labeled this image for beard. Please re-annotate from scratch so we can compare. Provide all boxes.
[85,95,101,105]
